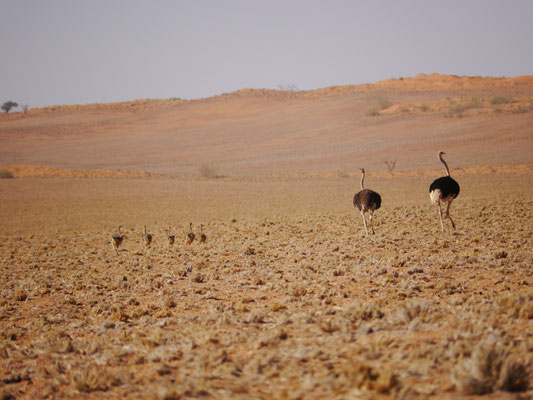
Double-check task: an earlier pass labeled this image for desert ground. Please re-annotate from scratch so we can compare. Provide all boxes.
[1,74,533,399]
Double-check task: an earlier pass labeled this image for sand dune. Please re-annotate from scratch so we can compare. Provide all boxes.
[1,74,532,177]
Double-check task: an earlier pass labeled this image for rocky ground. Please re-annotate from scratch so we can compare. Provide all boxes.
[1,172,532,399]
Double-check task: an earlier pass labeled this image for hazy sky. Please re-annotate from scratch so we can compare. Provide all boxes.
[1,0,532,108]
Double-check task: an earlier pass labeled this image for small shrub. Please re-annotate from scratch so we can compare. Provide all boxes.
[366,108,380,117]
[418,104,430,112]
[71,365,121,393]
[469,96,482,107]
[192,273,205,283]
[0,169,14,179]
[377,98,392,110]
[13,290,27,301]
[366,98,393,117]
[490,96,510,105]
[513,104,533,114]
[443,104,467,118]
[198,163,218,178]
[270,302,287,312]
[453,340,530,394]
[395,299,434,324]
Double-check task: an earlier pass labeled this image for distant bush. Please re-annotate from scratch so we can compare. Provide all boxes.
[443,103,468,118]
[443,99,482,118]
[365,97,393,117]
[418,104,430,112]
[1,101,18,113]
[0,169,14,179]
[512,104,533,114]
[464,98,482,109]
[365,108,380,117]
[199,163,219,178]
[490,96,510,105]
[377,97,392,110]
[399,106,410,113]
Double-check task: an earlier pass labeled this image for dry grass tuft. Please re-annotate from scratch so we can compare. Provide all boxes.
[453,340,530,394]
[342,363,399,394]
[71,365,121,393]
[13,289,27,301]
[0,169,14,179]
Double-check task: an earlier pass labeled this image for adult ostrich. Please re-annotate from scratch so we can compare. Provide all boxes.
[353,168,382,235]
[429,151,460,231]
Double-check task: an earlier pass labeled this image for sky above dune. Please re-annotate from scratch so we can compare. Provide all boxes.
[1,0,532,108]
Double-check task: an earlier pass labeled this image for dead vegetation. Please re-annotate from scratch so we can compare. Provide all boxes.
[0,173,532,398]
[379,95,533,118]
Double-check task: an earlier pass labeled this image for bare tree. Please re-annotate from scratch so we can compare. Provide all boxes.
[20,104,29,113]
[384,160,397,175]
[277,83,299,92]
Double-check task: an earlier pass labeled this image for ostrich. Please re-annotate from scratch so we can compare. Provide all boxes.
[199,224,207,243]
[353,168,382,235]
[186,223,196,245]
[167,226,175,246]
[429,151,460,232]
[111,225,125,253]
[142,225,153,248]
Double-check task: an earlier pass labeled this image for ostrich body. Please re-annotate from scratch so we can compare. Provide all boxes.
[187,223,196,245]
[111,225,124,253]
[353,168,382,235]
[142,225,153,248]
[429,151,460,231]
[167,226,175,246]
[199,224,207,243]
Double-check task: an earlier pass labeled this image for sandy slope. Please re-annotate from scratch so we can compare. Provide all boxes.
[1,74,532,177]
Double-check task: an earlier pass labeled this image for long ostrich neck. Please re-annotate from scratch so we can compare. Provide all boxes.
[360,171,365,190]
[439,154,451,177]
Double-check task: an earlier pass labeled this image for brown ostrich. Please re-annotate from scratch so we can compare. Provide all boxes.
[353,168,382,235]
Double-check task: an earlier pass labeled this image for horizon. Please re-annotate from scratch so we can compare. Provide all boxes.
[3,73,532,111]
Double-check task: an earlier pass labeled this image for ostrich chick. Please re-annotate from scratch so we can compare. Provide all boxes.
[111,225,125,253]
[199,224,207,243]
[187,223,196,245]
[142,225,153,248]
